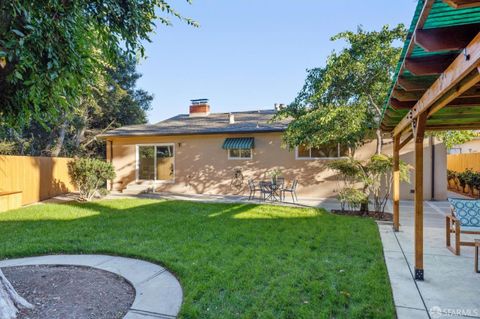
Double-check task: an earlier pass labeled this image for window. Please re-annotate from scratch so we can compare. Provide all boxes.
[228,148,252,159]
[295,144,348,159]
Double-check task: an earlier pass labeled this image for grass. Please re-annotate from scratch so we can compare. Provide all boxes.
[0,199,394,318]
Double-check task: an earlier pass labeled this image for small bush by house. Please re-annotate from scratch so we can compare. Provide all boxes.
[68,158,115,201]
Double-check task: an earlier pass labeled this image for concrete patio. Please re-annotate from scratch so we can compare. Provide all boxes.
[379,198,480,319]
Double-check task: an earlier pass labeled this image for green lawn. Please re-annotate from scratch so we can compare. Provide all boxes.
[0,199,394,318]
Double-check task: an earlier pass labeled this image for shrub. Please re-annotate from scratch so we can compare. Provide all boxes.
[329,155,409,213]
[365,154,410,213]
[327,158,365,188]
[458,169,474,189]
[68,158,116,201]
[337,188,369,212]
[447,169,457,181]
[470,173,480,197]
[0,141,16,155]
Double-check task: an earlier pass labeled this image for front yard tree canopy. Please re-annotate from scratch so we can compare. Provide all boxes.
[277,25,406,153]
[0,0,196,127]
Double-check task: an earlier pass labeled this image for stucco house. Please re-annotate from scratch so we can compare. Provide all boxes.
[100,99,447,200]
[448,136,480,154]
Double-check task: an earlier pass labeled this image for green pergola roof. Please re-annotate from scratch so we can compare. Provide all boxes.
[222,137,254,150]
[380,0,480,132]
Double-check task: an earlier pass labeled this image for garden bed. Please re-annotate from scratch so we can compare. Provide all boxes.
[3,265,134,319]
[331,209,393,221]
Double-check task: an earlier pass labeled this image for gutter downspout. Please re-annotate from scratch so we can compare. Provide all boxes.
[109,140,114,191]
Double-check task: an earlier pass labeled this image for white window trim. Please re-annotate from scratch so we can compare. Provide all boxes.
[227,148,253,160]
[295,145,347,160]
[136,143,176,183]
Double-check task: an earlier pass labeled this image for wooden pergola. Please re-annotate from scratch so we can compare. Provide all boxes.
[380,0,480,280]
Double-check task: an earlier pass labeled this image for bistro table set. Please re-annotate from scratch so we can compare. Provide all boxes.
[248,178,298,203]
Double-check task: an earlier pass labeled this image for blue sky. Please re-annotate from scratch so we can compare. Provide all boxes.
[137,0,418,123]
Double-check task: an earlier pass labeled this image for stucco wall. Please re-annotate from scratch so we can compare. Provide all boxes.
[106,133,447,200]
[452,138,480,154]
[382,137,447,201]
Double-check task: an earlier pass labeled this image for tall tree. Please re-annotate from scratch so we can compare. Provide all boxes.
[69,53,154,158]
[0,2,193,316]
[0,0,196,127]
[0,53,154,158]
[277,25,406,154]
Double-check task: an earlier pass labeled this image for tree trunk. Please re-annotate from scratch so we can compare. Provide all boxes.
[0,269,33,319]
[375,128,382,154]
[74,125,86,149]
[50,120,68,157]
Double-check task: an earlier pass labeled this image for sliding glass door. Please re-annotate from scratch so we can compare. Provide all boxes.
[137,145,175,182]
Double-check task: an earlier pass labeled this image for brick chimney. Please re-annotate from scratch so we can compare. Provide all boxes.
[189,99,210,117]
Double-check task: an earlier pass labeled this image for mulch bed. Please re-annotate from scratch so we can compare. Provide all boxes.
[3,265,135,319]
[331,209,393,221]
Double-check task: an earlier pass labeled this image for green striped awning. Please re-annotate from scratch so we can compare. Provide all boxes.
[222,137,254,150]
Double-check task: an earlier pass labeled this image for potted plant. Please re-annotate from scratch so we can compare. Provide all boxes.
[269,168,282,186]
[458,169,475,195]
[447,170,457,190]
[470,171,480,198]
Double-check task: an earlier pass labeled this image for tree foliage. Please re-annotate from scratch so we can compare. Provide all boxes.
[0,53,153,157]
[0,0,196,127]
[431,131,478,150]
[276,25,406,153]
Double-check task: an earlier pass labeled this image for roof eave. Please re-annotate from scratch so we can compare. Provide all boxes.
[97,128,287,139]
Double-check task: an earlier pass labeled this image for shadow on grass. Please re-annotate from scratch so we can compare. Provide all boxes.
[0,198,393,319]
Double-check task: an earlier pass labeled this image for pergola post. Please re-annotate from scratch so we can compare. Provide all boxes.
[414,113,427,281]
[380,0,480,284]
[393,135,400,232]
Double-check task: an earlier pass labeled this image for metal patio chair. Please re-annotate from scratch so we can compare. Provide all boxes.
[248,179,261,200]
[281,180,298,203]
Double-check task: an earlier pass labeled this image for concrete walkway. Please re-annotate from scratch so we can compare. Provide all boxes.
[107,191,343,209]
[0,255,183,319]
[379,200,480,319]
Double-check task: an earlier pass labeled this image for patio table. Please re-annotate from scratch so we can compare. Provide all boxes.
[261,181,282,202]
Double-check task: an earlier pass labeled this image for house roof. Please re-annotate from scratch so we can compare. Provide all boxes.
[380,0,480,133]
[98,109,290,138]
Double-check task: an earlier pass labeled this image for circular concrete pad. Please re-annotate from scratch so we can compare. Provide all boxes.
[0,255,183,319]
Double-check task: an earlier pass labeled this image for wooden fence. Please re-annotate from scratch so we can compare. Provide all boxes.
[0,155,74,207]
[447,153,480,172]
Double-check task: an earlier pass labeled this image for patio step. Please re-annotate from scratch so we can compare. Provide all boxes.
[122,182,155,195]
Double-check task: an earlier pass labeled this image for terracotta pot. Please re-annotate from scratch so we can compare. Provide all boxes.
[448,179,456,189]
[474,188,479,197]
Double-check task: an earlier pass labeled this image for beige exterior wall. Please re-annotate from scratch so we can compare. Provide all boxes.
[451,138,480,154]
[107,132,447,200]
[382,137,447,201]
